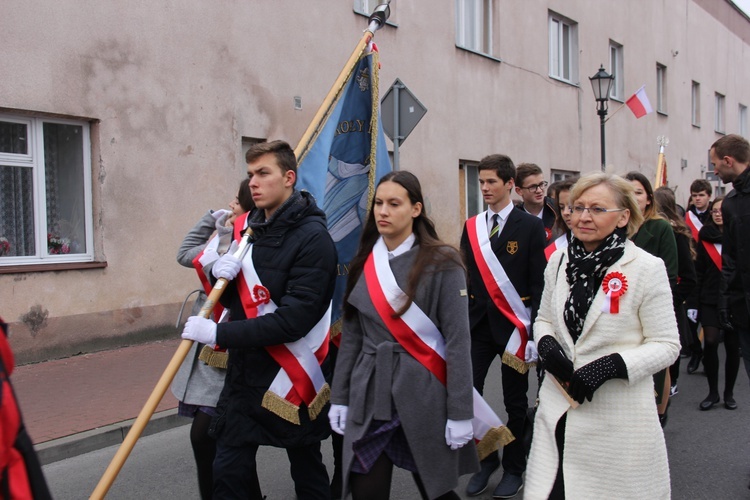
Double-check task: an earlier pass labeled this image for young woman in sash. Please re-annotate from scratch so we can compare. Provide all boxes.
[330,171,479,499]
[625,171,678,426]
[174,179,254,500]
[545,177,577,261]
[526,173,679,499]
[686,197,741,410]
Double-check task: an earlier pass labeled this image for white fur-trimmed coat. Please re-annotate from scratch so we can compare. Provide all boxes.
[525,240,680,499]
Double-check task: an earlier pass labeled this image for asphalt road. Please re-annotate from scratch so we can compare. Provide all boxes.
[43,353,750,499]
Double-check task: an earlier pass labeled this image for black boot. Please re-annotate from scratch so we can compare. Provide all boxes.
[687,353,702,374]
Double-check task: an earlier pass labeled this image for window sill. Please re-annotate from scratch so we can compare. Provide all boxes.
[692,123,701,129]
[353,10,398,28]
[609,97,624,104]
[715,130,726,136]
[0,261,107,274]
[657,110,668,117]
[548,75,580,88]
[455,45,503,63]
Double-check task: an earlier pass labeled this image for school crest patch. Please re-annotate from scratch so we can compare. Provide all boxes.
[506,241,518,255]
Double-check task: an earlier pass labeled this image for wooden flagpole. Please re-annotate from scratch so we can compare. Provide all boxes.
[603,101,627,123]
[655,136,669,188]
[90,4,391,498]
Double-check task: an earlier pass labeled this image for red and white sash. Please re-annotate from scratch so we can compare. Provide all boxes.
[685,211,722,270]
[466,213,532,374]
[364,237,513,459]
[544,234,568,262]
[192,234,225,323]
[235,226,332,424]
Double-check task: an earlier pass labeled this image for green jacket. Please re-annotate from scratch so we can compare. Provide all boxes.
[631,217,678,289]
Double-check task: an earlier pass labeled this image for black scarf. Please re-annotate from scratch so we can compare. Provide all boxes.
[564,227,627,342]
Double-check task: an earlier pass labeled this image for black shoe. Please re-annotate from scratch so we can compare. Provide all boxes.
[492,472,523,499]
[699,394,720,410]
[725,394,738,410]
[687,353,702,374]
[466,459,500,496]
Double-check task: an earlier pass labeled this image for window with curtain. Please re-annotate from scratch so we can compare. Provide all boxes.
[715,92,725,133]
[0,114,93,265]
[549,11,578,84]
[691,81,701,127]
[656,63,667,114]
[459,160,485,220]
[609,41,624,100]
[455,0,493,55]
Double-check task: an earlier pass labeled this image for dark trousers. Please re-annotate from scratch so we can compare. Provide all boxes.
[471,322,529,475]
[214,441,330,500]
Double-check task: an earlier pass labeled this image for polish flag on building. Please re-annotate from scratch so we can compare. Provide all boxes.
[626,85,653,118]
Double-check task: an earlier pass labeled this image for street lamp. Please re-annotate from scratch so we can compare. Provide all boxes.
[589,65,615,171]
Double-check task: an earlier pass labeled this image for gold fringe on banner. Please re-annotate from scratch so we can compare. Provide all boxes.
[307,383,331,421]
[330,319,342,343]
[502,351,532,374]
[262,391,301,425]
[198,345,228,369]
[476,426,515,461]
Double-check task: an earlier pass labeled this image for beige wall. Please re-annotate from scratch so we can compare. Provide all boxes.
[2,1,749,362]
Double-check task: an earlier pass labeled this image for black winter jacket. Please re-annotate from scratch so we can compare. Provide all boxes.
[688,224,722,309]
[212,190,337,448]
[720,166,750,328]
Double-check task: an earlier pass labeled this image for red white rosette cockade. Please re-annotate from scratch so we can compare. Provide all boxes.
[252,284,271,306]
[601,272,628,314]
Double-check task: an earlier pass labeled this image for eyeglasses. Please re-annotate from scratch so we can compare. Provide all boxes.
[570,206,627,216]
[520,181,549,192]
[710,209,722,215]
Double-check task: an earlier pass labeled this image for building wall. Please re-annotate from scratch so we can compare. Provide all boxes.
[1,0,748,362]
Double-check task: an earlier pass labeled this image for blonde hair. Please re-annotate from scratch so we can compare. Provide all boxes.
[569,172,643,237]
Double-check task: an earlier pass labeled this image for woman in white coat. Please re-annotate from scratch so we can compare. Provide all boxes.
[525,173,680,499]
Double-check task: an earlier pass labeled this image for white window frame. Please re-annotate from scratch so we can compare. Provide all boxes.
[460,161,485,219]
[548,12,578,84]
[740,104,748,138]
[715,92,725,133]
[656,63,667,114]
[692,81,701,127]
[455,0,493,56]
[550,169,579,184]
[0,114,94,266]
[609,41,624,101]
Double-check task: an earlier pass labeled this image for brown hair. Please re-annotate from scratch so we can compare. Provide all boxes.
[245,140,297,178]
[343,170,463,319]
[689,179,712,196]
[236,179,255,213]
[654,186,695,259]
[624,171,660,222]
[477,154,515,183]
[711,134,750,164]
[515,163,544,188]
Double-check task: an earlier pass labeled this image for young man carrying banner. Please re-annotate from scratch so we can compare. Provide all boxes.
[460,154,546,498]
[182,140,337,499]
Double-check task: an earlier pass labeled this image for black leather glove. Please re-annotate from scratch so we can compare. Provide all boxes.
[537,335,574,383]
[718,308,735,332]
[568,354,628,404]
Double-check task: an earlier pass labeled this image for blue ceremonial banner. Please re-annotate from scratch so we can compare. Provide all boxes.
[297,48,392,341]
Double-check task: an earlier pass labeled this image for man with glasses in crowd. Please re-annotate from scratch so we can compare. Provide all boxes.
[514,163,557,243]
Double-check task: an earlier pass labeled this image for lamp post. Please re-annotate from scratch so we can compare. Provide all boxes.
[589,65,615,171]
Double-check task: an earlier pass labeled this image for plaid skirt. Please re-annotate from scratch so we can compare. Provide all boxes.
[351,412,417,474]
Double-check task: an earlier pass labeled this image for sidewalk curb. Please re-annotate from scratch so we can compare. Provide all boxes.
[36,408,188,466]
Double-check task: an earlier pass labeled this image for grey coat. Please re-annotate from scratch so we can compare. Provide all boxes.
[331,245,479,499]
[171,210,228,408]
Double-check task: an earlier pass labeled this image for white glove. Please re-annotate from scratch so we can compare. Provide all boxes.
[445,419,473,450]
[211,209,232,223]
[329,404,348,435]
[687,309,698,323]
[198,246,220,268]
[525,340,539,364]
[211,241,242,280]
[181,316,217,347]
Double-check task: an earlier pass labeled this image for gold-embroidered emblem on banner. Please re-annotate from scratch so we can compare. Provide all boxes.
[506,241,519,255]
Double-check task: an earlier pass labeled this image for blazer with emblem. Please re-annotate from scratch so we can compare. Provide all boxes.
[460,207,547,346]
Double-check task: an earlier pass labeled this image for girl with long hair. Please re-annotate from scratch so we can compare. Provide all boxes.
[329,171,479,499]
